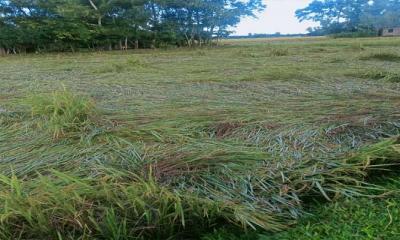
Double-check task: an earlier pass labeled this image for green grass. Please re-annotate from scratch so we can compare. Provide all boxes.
[204,178,400,240]
[0,37,400,239]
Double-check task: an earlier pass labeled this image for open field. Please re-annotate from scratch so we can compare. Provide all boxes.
[0,37,399,239]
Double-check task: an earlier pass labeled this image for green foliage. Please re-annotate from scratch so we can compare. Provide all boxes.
[0,0,265,52]
[297,0,400,35]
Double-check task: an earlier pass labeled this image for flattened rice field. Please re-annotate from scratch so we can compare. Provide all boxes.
[0,37,399,239]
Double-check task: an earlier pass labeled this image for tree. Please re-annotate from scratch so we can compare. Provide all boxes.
[296,0,400,35]
[360,0,400,29]
[0,0,265,53]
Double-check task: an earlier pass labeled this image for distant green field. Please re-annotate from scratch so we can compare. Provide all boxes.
[0,37,399,239]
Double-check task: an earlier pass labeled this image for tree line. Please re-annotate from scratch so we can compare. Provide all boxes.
[0,0,264,53]
[296,0,400,36]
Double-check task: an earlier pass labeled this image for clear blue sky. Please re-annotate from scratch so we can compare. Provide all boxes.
[235,0,319,35]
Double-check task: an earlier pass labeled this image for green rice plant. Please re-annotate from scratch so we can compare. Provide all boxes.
[324,57,345,63]
[363,69,388,80]
[1,37,400,239]
[359,52,400,62]
[347,69,388,80]
[194,50,207,56]
[93,58,147,74]
[0,113,399,238]
[25,89,95,138]
[347,69,400,82]
[3,113,397,235]
[236,48,289,58]
[236,50,263,58]
[346,137,400,166]
[310,47,328,53]
[0,170,287,239]
[384,73,400,83]
[269,48,289,57]
[126,57,148,68]
[349,42,365,51]
[166,135,399,216]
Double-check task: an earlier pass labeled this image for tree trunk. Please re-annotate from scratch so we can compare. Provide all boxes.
[134,40,139,49]
[0,47,6,56]
[98,16,102,27]
[88,0,102,26]
[124,37,128,50]
[185,33,192,47]
[210,26,215,42]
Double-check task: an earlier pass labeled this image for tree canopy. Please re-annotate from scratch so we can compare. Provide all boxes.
[0,0,265,53]
[296,0,400,35]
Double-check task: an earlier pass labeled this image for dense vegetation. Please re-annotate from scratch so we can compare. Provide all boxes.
[0,0,264,53]
[0,37,399,239]
[296,0,400,36]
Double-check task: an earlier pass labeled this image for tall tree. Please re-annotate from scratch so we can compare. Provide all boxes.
[0,0,265,53]
[360,0,400,29]
[297,0,400,35]
[296,0,370,34]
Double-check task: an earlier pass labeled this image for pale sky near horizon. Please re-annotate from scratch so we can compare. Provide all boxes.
[235,0,319,35]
